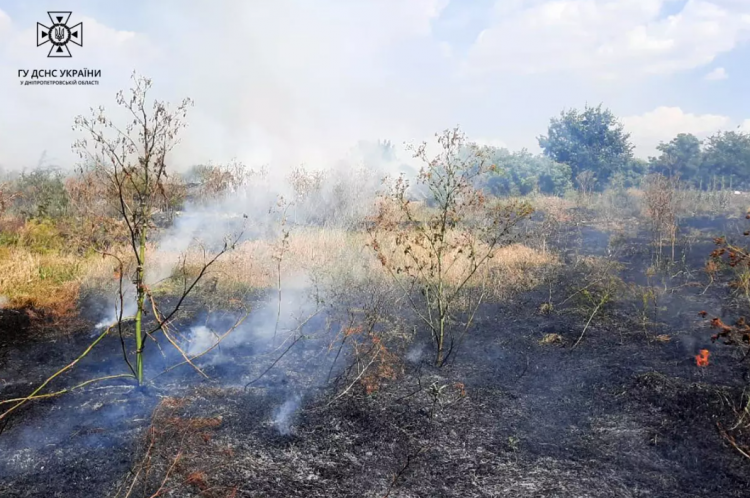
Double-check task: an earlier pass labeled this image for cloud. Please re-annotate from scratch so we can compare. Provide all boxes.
[0,8,9,35]
[1,1,750,175]
[622,106,733,156]
[0,2,453,172]
[472,136,509,149]
[704,67,728,80]
[0,9,158,170]
[464,0,750,79]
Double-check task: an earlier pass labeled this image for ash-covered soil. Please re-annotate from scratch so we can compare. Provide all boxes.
[1,222,749,497]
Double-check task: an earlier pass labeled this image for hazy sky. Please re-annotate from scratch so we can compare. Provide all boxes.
[1,0,749,172]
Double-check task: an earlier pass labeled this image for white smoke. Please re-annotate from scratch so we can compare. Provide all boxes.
[94,286,139,331]
[272,393,302,435]
[186,325,219,357]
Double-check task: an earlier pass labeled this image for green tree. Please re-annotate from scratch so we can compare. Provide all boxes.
[648,133,703,181]
[538,104,634,189]
[621,158,649,188]
[482,148,572,196]
[13,167,70,220]
[701,130,750,188]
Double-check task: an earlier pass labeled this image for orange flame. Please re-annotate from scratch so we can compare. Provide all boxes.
[695,349,710,367]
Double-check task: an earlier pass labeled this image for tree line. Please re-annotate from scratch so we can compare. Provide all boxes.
[486,104,750,195]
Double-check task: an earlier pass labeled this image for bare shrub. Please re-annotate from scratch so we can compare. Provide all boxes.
[575,170,596,204]
[288,164,381,229]
[0,182,22,217]
[368,127,534,366]
[188,160,254,204]
[71,72,204,385]
[63,171,131,251]
[642,173,682,267]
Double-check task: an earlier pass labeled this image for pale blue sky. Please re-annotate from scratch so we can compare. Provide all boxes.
[1,0,749,172]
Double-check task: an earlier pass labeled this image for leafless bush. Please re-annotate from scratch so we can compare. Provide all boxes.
[190,160,257,204]
[288,164,381,229]
[575,170,596,204]
[642,173,683,267]
[0,182,21,217]
[368,127,533,366]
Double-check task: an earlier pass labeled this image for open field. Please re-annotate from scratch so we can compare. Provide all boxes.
[1,182,750,497]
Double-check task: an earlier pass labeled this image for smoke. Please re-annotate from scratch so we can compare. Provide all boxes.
[93,286,139,331]
[406,343,425,363]
[72,137,415,446]
[186,325,218,357]
[272,393,302,436]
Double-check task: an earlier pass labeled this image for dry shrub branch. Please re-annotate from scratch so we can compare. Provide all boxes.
[368,127,533,367]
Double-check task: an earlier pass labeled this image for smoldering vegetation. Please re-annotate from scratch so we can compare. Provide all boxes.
[1,95,750,497]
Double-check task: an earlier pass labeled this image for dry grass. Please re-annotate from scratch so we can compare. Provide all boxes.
[0,245,84,320]
[0,220,559,326]
[526,195,577,222]
[171,227,559,301]
[486,243,560,298]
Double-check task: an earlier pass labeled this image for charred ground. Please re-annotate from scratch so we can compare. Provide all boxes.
[1,213,749,498]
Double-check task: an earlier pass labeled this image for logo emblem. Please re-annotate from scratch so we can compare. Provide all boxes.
[37,12,82,58]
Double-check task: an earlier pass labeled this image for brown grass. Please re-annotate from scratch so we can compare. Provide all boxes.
[0,246,83,315]
[0,221,558,328]
[156,227,558,300]
[526,195,577,222]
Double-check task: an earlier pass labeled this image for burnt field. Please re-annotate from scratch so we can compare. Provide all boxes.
[1,213,749,498]
[7,6,750,495]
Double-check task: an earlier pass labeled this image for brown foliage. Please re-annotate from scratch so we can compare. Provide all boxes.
[709,317,750,354]
[347,328,404,395]
[191,160,253,203]
[705,217,750,361]
[0,182,22,216]
[118,395,237,498]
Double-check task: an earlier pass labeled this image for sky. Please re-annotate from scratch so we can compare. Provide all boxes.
[0,0,749,173]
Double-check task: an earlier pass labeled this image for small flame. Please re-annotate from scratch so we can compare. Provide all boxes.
[695,349,710,367]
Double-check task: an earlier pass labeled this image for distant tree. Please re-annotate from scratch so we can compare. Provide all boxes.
[187,160,251,203]
[701,130,750,188]
[13,167,70,220]
[575,170,597,201]
[0,182,21,217]
[377,139,397,162]
[649,133,703,181]
[619,157,649,188]
[482,148,572,196]
[355,139,398,165]
[538,104,634,189]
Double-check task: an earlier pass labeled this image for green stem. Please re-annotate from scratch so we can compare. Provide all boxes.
[135,223,147,385]
[0,324,117,420]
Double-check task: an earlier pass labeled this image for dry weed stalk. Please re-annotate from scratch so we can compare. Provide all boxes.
[642,173,683,267]
[575,170,596,204]
[270,196,292,345]
[114,396,238,498]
